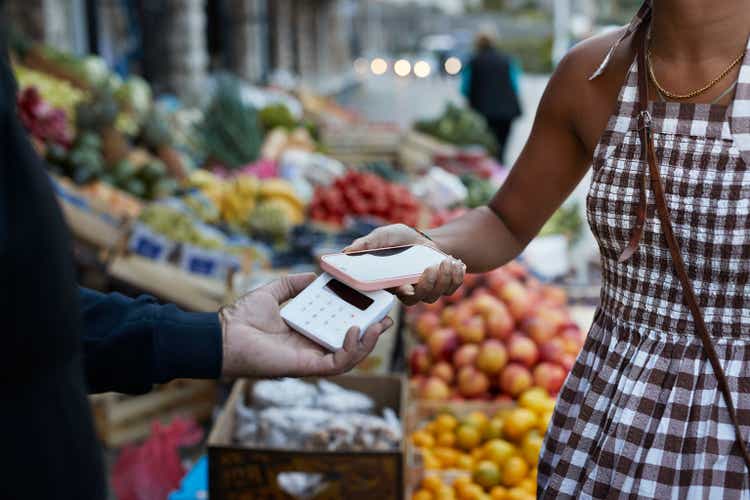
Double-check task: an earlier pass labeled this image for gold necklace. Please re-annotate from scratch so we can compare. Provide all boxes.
[647,47,746,100]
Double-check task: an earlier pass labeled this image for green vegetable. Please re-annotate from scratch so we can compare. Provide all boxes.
[196,76,263,169]
[112,160,137,184]
[539,202,583,243]
[258,103,297,131]
[460,174,496,208]
[415,103,497,154]
[123,178,147,198]
[139,160,167,183]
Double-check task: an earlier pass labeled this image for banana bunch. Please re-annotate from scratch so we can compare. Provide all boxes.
[186,171,305,229]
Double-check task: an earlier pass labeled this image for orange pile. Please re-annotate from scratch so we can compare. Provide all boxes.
[410,387,556,500]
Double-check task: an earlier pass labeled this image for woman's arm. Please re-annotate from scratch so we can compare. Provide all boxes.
[346,46,597,301]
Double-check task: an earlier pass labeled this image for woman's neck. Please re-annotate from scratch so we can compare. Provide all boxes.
[650,0,750,62]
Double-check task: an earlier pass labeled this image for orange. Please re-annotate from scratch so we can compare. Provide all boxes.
[483,439,516,466]
[435,413,459,433]
[423,451,442,469]
[518,387,551,415]
[453,476,473,499]
[502,409,537,442]
[437,431,457,448]
[458,483,485,500]
[521,432,543,466]
[538,410,554,433]
[413,430,437,448]
[501,456,529,487]
[435,485,457,500]
[490,485,509,500]
[519,478,536,495]
[463,411,490,432]
[529,467,537,482]
[483,418,504,440]
[422,473,445,493]
[456,453,475,470]
[426,421,440,435]
[505,487,533,500]
[413,489,434,500]
[473,460,502,489]
[435,447,460,468]
[456,424,482,451]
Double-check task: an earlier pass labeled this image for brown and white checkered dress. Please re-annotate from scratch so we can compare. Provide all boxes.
[538,2,750,498]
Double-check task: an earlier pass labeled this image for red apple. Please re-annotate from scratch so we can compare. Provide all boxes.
[505,261,529,280]
[476,340,509,375]
[409,375,426,395]
[523,315,557,345]
[487,268,512,293]
[420,376,451,400]
[453,343,480,369]
[457,315,486,344]
[431,361,455,384]
[463,273,482,290]
[457,365,490,398]
[472,292,503,316]
[415,312,441,341]
[558,353,576,372]
[499,281,532,320]
[494,394,514,404]
[541,285,568,307]
[538,337,566,363]
[449,392,466,403]
[485,307,514,341]
[533,362,567,394]
[428,328,459,362]
[507,334,540,368]
[441,305,457,326]
[499,363,533,397]
[559,329,584,356]
[409,345,432,375]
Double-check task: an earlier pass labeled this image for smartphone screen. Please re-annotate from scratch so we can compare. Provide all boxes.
[323,245,447,283]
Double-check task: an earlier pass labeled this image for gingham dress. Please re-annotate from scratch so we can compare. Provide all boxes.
[538,3,750,499]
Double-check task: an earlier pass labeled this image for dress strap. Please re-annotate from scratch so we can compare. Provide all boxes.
[590,0,651,80]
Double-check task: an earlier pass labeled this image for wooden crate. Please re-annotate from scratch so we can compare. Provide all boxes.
[90,379,217,448]
[208,375,407,500]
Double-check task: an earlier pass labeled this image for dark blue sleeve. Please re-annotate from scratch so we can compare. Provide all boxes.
[79,287,223,394]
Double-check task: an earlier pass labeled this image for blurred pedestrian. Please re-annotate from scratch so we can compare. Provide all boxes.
[461,29,522,164]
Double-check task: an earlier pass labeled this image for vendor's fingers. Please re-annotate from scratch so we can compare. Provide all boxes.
[423,260,454,303]
[445,258,466,296]
[410,265,440,304]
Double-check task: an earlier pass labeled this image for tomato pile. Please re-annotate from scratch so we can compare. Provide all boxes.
[309,170,421,226]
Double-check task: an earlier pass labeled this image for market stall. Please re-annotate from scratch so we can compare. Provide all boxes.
[11,34,596,500]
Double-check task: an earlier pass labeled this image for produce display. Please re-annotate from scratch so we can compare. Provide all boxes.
[409,262,584,401]
[410,389,553,500]
[309,170,421,227]
[14,64,86,126]
[415,103,497,155]
[460,174,497,209]
[233,378,401,451]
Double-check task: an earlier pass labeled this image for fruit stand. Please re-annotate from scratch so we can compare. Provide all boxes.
[11,33,598,500]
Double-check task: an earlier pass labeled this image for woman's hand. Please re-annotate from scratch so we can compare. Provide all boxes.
[343,224,466,306]
[220,273,393,378]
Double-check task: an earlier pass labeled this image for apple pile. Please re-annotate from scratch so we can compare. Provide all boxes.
[409,262,584,401]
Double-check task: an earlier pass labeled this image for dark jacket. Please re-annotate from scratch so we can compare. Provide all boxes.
[468,47,522,122]
[0,35,221,499]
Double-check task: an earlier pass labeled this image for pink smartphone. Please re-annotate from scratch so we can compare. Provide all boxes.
[320,244,451,291]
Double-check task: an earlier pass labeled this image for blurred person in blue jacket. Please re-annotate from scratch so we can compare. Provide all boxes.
[461,30,522,164]
[0,21,390,500]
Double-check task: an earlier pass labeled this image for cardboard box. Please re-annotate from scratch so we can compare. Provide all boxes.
[208,375,407,500]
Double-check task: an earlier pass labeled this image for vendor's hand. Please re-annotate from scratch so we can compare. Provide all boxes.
[343,224,466,306]
[220,273,393,378]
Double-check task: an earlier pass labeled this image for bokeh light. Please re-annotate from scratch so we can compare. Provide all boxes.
[414,60,431,78]
[370,57,388,75]
[353,58,369,75]
[394,59,412,77]
[444,57,462,75]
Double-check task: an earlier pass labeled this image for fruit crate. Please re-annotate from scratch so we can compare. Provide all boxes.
[404,400,514,497]
[208,375,407,500]
[90,379,217,448]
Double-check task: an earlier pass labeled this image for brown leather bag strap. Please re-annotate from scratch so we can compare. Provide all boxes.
[633,21,750,472]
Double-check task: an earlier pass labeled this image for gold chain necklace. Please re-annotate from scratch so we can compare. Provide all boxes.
[647,47,746,100]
